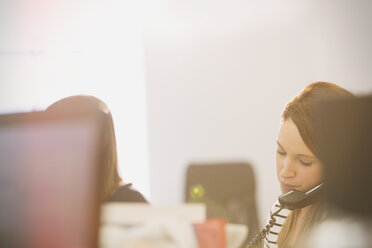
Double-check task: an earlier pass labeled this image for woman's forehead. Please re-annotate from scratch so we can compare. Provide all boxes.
[277,119,315,157]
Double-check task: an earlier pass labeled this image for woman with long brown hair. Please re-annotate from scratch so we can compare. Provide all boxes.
[248,82,354,248]
[47,95,147,203]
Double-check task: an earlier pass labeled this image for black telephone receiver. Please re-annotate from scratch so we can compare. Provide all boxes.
[245,183,324,247]
[278,183,324,210]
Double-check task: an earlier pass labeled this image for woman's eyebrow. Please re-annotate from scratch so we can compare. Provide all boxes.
[298,154,316,159]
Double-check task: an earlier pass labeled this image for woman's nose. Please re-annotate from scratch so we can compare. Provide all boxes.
[280,157,296,178]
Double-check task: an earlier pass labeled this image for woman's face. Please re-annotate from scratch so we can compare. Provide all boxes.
[276,118,323,193]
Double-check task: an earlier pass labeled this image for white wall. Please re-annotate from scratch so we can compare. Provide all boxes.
[0,0,150,198]
[144,0,372,224]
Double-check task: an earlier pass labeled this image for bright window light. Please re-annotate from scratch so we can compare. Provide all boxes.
[0,0,150,199]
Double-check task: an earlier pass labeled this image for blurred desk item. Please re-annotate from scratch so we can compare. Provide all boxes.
[100,203,204,248]
[0,110,103,248]
[185,162,259,244]
[193,219,226,248]
[305,215,372,248]
[193,219,248,248]
[100,203,248,248]
[226,223,249,248]
[101,203,205,225]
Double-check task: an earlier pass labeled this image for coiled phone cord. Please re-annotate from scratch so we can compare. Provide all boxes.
[245,205,284,248]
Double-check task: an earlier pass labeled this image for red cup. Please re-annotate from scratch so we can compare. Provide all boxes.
[193,219,226,248]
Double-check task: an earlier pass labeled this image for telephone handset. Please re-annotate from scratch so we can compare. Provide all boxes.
[245,183,324,248]
[278,183,324,210]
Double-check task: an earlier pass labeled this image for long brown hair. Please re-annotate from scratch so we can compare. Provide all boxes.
[277,82,354,247]
[46,95,122,200]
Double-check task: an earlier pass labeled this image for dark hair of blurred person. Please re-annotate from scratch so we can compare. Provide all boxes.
[47,95,147,203]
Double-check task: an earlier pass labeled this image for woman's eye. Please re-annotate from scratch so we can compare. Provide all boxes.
[300,160,313,166]
[277,150,286,156]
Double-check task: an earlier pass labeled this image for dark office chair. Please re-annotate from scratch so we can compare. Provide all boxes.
[185,162,259,243]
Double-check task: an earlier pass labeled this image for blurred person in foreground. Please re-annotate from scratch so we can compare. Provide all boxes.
[47,95,148,203]
[302,94,372,248]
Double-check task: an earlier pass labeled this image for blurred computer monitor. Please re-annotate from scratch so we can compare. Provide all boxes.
[0,110,103,248]
[315,95,372,217]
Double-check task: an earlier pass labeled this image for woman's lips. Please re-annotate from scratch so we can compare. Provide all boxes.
[280,182,296,192]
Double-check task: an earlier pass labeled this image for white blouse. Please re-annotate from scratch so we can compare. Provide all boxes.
[263,200,291,248]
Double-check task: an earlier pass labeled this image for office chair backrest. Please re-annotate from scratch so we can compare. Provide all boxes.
[185,162,259,241]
